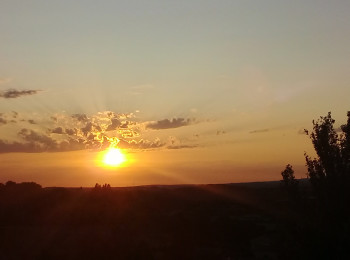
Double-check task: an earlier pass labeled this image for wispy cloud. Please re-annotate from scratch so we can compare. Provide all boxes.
[128,84,155,95]
[167,144,197,149]
[118,138,165,150]
[0,77,12,85]
[130,84,154,91]
[216,130,226,135]
[0,89,41,99]
[0,113,18,125]
[12,111,18,118]
[249,128,269,134]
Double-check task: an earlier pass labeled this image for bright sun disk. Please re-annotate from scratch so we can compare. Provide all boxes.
[103,148,126,167]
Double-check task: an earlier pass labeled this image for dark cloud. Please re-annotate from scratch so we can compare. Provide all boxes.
[146,118,194,130]
[0,137,86,153]
[81,122,101,136]
[0,117,7,125]
[72,114,89,122]
[0,140,44,153]
[0,129,60,153]
[51,127,64,134]
[106,118,121,131]
[81,122,93,136]
[58,138,86,151]
[18,129,57,149]
[0,124,97,153]
[249,129,269,134]
[0,89,41,99]
[0,128,89,153]
[65,128,77,136]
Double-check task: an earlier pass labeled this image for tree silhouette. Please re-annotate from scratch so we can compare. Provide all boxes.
[281,164,299,201]
[282,112,350,258]
[304,112,350,220]
[94,183,111,191]
[281,164,297,186]
[102,183,111,189]
[283,112,350,212]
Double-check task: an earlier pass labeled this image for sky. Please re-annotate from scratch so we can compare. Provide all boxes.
[1,0,350,186]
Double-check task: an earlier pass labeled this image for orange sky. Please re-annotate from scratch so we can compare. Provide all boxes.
[0,129,313,186]
[1,1,350,186]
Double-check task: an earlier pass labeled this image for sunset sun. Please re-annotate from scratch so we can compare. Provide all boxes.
[102,148,126,167]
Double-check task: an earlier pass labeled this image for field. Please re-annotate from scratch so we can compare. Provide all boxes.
[0,181,325,259]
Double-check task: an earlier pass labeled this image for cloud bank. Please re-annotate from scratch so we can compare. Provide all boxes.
[0,111,200,153]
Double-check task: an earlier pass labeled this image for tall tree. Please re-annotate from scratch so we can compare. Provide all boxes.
[304,112,350,220]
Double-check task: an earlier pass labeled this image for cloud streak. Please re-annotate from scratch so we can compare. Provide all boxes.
[167,144,197,149]
[0,89,41,99]
[0,77,12,84]
[146,118,195,130]
[249,129,269,134]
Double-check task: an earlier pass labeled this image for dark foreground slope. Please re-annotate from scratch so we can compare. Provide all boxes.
[0,181,346,259]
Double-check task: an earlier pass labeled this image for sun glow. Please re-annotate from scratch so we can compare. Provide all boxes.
[102,148,126,167]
